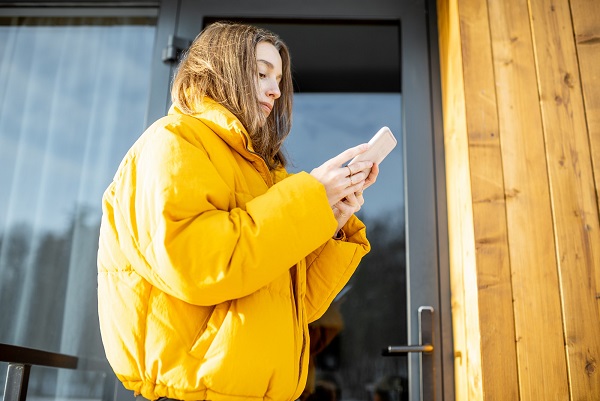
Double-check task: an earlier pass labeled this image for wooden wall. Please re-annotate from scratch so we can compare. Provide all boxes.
[436,0,600,399]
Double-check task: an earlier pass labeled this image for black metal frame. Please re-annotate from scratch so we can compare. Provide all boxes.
[1,343,78,401]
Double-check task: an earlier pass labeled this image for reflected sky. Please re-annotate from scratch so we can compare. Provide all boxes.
[286,93,404,220]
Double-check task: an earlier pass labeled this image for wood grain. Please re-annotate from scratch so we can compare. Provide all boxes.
[570,0,600,322]
[486,0,570,399]
[437,0,600,398]
[457,0,519,399]
[436,0,481,398]
[527,0,600,397]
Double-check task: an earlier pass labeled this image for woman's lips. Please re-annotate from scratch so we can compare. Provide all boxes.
[260,102,273,114]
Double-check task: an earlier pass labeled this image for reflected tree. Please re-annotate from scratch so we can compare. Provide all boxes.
[0,204,105,399]
[310,209,408,401]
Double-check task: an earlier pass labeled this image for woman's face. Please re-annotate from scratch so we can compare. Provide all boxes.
[255,41,282,118]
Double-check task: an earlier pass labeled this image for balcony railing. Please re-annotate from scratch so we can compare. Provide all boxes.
[1,342,78,401]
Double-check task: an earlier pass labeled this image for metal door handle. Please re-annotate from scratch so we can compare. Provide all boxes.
[382,306,434,355]
[382,306,434,401]
[384,344,433,354]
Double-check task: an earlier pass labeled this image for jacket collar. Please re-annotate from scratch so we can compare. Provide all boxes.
[168,99,274,186]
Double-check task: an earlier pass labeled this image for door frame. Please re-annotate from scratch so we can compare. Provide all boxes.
[147,1,453,399]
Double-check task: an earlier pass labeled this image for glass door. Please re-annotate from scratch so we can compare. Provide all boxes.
[288,93,406,401]
[147,1,453,400]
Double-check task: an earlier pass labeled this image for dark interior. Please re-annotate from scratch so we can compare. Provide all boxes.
[204,17,401,93]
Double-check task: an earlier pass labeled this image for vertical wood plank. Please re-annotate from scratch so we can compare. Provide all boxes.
[436,0,482,399]
[487,0,570,399]
[570,0,600,317]
[528,0,600,398]
[457,0,519,399]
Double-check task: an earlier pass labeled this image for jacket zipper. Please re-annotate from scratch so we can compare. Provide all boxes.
[289,266,306,400]
[248,135,299,397]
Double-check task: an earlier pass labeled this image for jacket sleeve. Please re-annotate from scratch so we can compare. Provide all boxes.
[303,215,370,323]
[111,124,338,306]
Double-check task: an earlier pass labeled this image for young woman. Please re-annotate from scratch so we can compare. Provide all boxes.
[97,22,378,401]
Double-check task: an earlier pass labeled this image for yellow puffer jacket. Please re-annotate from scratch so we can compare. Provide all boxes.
[97,100,370,401]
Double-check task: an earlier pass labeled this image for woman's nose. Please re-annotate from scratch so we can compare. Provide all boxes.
[266,79,281,99]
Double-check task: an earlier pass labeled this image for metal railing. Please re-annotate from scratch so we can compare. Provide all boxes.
[0,342,78,401]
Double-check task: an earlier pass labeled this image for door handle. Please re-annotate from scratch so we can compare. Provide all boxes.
[385,344,433,354]
[382,306,434,356]
[382,306,434,401]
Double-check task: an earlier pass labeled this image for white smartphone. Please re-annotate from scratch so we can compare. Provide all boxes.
[348,126,397,167]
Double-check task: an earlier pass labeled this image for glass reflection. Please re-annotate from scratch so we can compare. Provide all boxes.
[288,94,408,401]
[0,16,155,400]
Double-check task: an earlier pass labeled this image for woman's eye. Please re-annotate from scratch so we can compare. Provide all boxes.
[259,73,266,79]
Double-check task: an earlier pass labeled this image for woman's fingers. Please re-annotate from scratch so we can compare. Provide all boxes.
[355,191,365,206]
[345,192,361,210]
[345,160,373,176]
[332,191,363,235]
[361,163,379,191]
[331,169,368,204]
[331,171,370,236]
[333,199,354,232]
[310,144,376,207]
[334,200,354,217]
[326,143,369,167]
[345,169,368,186]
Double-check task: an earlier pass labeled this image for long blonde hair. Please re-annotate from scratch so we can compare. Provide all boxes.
[171,21,293,169]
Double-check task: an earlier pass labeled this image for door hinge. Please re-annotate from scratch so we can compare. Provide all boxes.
[162,35,192,63]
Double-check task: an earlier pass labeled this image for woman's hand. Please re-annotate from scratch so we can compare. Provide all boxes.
[332,191,364,234]
[332,163,379,234]
[310,144,379,236]
[310,144,373,207]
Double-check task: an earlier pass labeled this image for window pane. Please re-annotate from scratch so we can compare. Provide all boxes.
[287,93,408,401]
[287,93,403,218]
[0,15,156,400]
